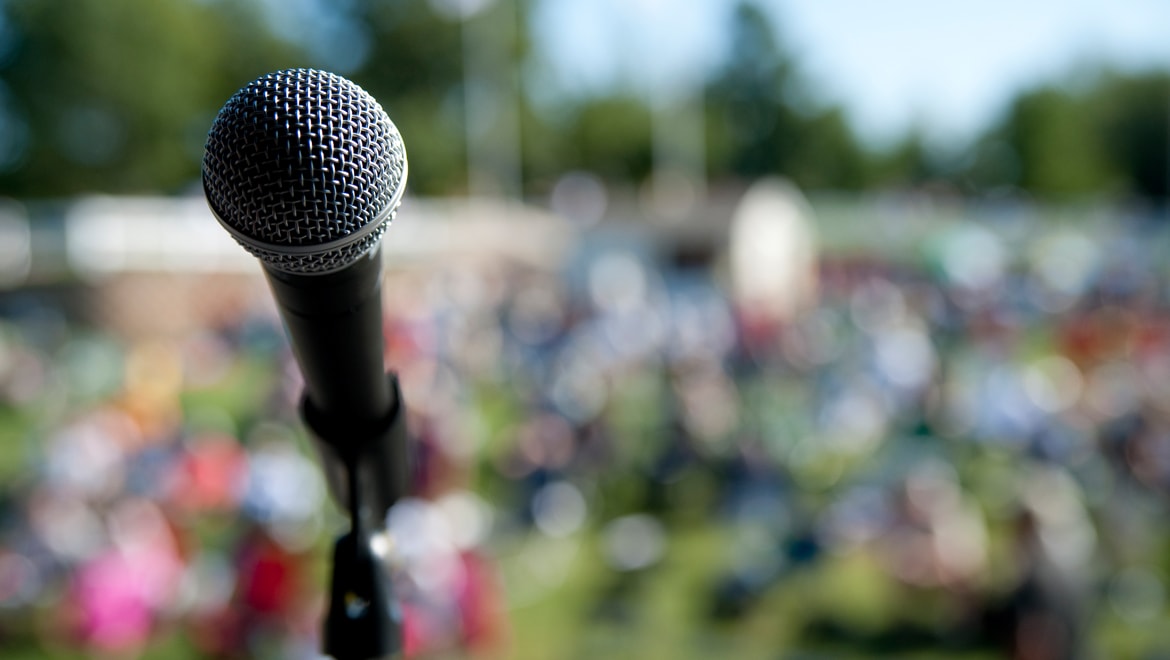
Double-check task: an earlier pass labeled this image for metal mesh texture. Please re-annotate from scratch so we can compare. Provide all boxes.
[202,69,407,275]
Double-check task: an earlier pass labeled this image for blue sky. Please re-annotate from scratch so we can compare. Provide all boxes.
[532,0,1170,147]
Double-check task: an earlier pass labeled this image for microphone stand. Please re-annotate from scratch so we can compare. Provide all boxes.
[302,373,411,660]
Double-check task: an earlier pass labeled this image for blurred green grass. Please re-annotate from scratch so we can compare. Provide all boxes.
[501,525,1000,660]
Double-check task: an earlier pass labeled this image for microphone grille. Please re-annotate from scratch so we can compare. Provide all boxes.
[202,69,407,275]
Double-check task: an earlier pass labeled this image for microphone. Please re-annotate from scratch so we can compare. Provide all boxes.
[202,67,409,508]
[202,68,406,424]
[202,68,409,659]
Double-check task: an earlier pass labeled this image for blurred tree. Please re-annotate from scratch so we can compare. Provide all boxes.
[964,70,1170,203]
[786,107,870,190]
[867,130,942,190]
[1096,71,1170,202]
[704,1,870,192]
[566,96,653,183]
[978,85,1119,199]
[518,101,572,194]
[0,0,302,198]
[705,1,801,181]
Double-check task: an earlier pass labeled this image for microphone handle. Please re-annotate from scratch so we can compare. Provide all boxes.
[263,246,392,426]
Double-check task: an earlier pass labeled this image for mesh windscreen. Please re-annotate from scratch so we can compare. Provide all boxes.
[202,69,407,274]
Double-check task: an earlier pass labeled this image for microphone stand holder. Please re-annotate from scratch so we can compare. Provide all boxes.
[301,373,411,660]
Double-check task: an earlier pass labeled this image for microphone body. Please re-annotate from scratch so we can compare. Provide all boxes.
[264,247,391,424]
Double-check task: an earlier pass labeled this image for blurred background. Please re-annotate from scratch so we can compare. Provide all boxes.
[0,0,1168,658]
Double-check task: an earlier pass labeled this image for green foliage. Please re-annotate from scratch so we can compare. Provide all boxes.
[702,2,874,192]
[0,0,1164,202]
[567,97,654,183]
[867,132,942,190]
[704,2,804,181]
[987,86,1118,198]
[786,107,871,190]
[1097,71,1170,200]
[0,0,301,197]
[518,100,573,192]
[355,0,465,101]
[967,69,1169,202]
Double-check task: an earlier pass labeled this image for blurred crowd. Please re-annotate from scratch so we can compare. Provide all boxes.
[0,201,1169,658]
[0,298,334,657]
